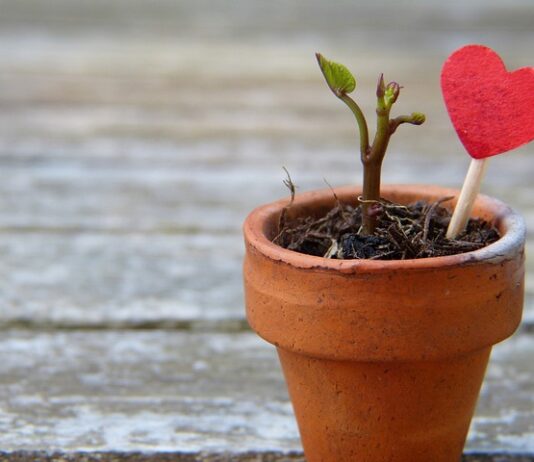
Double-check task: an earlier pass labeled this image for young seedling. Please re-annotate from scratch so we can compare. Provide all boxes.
[316,53,426,235]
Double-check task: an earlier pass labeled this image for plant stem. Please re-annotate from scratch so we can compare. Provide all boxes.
[361,158,382,234]
[339,94,370,158]
[339,94,384,235]
[360,81,392,235]
[359,80,425,235]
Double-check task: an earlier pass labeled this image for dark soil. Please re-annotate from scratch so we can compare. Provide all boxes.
[273,194,500,260]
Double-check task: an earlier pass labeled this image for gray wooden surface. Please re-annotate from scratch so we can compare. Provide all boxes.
[0,0,534,459]
[0,331,533,456]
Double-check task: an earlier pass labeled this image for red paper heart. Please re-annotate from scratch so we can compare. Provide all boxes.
[441,44,534,159]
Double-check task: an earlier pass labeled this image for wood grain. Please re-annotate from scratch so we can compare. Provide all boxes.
[0,0,533,457]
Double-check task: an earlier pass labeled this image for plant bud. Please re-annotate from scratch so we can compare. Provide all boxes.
[411,112,426,125]
[376,74,385,98]
[385,82,401,106]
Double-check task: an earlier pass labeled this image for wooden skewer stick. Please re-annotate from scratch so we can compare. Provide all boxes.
[446,158,488,240]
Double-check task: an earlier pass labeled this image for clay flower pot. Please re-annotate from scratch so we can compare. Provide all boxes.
[243,184,525,462]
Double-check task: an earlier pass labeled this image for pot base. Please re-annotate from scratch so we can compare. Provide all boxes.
[278,346,491,462]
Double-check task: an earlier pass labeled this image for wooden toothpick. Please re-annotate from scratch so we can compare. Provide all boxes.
[446,158,488,240]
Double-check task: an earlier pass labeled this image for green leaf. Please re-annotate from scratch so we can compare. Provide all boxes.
[316,53,356,96]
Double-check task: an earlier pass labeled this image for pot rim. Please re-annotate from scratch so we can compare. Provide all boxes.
[244,184,525,274]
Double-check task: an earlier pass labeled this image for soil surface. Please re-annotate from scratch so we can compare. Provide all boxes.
[274,196,500,260]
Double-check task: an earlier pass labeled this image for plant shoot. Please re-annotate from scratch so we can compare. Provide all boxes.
[316,53,426,235]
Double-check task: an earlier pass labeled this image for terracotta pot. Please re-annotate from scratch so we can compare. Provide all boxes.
[243,184,525,462]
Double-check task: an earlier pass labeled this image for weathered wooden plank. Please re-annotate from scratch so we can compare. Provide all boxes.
[0,0,533,66]
[0,232,533,328]
[0,331,295,453]
[0,453,306,462]
[0,330,532,455]
[0,147,532,236]
[0,3,533,237]
[0,233,244,326]
[0,452,533,462]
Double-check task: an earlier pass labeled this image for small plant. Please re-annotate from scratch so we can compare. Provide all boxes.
[316,53,426,235]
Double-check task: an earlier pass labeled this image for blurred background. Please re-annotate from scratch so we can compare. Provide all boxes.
[0,0,533,454]
[0,0,533,326]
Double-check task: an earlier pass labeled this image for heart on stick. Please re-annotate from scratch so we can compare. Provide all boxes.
[441,44,534,159]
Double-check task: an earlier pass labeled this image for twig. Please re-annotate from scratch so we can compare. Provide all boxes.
[423,196,454,242]
[273,167,297,244]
